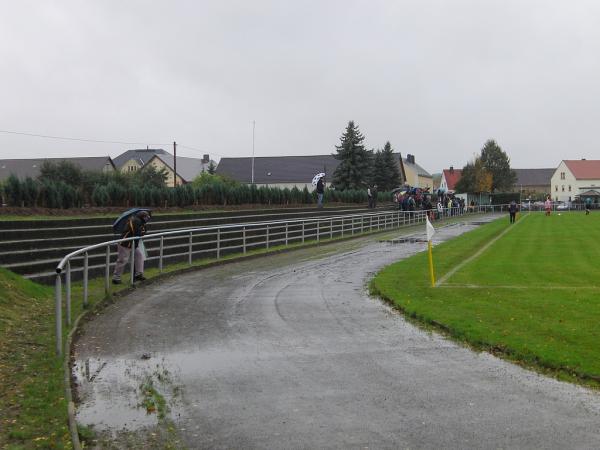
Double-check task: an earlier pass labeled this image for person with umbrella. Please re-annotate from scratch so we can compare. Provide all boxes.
[112,209,151,284]
[313,173,325,208]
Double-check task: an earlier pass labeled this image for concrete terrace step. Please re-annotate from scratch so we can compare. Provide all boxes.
[1,205,389,284]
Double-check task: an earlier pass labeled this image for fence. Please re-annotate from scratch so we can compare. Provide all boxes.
[53,204,515,355]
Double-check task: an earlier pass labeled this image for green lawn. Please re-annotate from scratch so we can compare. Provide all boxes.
[0,268,72,449]
[372,212,600,385]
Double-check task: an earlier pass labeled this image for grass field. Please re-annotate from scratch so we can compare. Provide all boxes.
[372,211,600,386]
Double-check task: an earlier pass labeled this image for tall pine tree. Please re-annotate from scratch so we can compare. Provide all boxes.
[332,121,372,190]
[371,141,401,191]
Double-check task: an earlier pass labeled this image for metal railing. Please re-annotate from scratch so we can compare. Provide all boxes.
[52,204,508,355]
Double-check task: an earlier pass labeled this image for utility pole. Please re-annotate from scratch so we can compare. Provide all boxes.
[173,141,177,188]
[251,120,255,184]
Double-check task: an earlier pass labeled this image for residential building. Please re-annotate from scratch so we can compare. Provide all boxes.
[216,155,338,191]
[216,153,433,191]
[0,156,115,181]
[146,154,213,186]
[113,148,169,173]
[551,160,600,203]
[402,154,432,189]
[512,168,554,197]
[440,167,462,193]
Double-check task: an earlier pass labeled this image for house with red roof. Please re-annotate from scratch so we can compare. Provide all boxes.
[551,160,600,203]
[440,166,462,192]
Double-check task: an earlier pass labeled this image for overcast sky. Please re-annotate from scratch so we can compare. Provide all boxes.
[1,0,599,173]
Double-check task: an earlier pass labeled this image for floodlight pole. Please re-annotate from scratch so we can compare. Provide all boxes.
[251,120,255,184]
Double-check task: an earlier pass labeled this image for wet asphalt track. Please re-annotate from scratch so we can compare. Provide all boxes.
[73,214,600,449]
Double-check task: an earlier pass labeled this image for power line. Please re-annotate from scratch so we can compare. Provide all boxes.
[178,144,227,160]
[0,129,169,146]
[0,128,229,159]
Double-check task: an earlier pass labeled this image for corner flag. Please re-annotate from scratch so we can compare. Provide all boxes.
[426,216,436,287]
[426,215,436,242]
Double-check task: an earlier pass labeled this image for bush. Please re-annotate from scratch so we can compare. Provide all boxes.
[4,175,23,206]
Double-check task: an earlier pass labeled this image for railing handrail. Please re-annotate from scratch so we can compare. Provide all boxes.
[55,208,416,273]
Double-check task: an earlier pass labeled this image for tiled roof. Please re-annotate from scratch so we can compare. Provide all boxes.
[564,160,600,180]
[112,149,168,169]
[442,169,462,190]
[404,159,432,178]
[150,154,211,183]
[0,157,115,181]
[513,168,554,186]
[216,155,339,184]
[215,153,430,185]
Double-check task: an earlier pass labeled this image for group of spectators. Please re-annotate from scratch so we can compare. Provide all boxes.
[391,187,472,220]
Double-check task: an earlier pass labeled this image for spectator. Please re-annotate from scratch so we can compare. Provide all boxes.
[113,210,151,284]
[316,176,325,208]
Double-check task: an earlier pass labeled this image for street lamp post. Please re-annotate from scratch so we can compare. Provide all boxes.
[251,120,255,184]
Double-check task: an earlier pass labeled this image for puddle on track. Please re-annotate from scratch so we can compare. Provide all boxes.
[73,356,184,432]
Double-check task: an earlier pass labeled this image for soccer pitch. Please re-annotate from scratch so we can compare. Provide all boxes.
[372,212,600,385]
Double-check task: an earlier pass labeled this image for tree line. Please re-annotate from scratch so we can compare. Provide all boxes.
[1,160,389,209]
[331,121,402,192]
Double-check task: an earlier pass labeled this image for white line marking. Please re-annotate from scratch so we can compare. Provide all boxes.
[435,215,527,287]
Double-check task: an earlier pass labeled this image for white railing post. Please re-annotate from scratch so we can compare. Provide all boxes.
[83,252,89,307]
[159,236,164,272]
[55,274,62,356]
[243,226,247,254]
[266,225,270,249]
[341,218,344,237]
[216,228,221,259]
[130,243,135,286]
[330,218,333,239]
[317,220,320,242]
[285,223,289,246]
[188,232,193,265]
[104,246,110,295]
[66,262,71,326]
[302,222,305,243]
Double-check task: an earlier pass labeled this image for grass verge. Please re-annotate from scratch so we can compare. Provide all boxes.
[371,212,600,387]
[0,268,72,449]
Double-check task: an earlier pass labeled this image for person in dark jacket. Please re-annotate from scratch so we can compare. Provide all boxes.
[316,177,325,208]
[509,200,518,224]
[112,210,150,284]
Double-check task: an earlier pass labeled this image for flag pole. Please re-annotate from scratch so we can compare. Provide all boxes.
[426,215,436,287]
[428,240,435,287]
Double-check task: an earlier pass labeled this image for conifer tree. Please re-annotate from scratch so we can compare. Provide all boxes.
[332,121,372,190]
[371,141,401,191]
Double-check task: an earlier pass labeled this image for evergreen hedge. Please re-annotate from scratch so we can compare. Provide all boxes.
[1,173,391,209]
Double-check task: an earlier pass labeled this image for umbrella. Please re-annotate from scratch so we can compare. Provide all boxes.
[311,173,325,186]
[390,187,404,194]
[113,208,152,233]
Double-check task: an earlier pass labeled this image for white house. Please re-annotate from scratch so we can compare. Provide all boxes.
[550,160,600,203]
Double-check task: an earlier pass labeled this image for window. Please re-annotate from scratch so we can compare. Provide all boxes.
[562,185,565,192]
[555,185,558,192]
[568,185,571,192]
[560,172,565,180]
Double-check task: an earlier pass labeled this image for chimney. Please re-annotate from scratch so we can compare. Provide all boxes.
[202,154,210,163]
[449,166,454,174]
[407,154,415,164]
